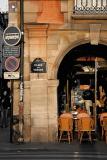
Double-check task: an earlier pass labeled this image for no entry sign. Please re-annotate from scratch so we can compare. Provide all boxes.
[3,26,21,46]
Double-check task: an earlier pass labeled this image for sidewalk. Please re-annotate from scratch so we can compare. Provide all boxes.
[0,127,107,153]
[0,140,106,153]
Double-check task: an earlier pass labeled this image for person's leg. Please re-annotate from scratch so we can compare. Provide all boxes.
[4,109,8,127]
[2,109,6,128]
[1,109,4,127]
[85,100,91,115]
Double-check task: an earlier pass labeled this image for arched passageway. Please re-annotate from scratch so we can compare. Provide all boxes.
[57,43,107,136]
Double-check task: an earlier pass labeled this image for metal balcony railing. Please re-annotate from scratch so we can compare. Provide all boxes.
[74,0,107,15]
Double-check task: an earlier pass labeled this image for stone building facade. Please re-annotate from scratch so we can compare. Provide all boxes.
[0,12,8,79]
[8,0,107,142]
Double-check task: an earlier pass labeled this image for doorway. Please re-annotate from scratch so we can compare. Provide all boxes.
[57,43,107,136]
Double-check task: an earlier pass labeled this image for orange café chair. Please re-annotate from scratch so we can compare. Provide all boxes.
[78,117,93,144]
[102,117,107,143]
[100,115,107,140]
[58,117,73,144]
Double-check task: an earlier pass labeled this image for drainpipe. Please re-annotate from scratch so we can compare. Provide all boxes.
[18,0,24,143]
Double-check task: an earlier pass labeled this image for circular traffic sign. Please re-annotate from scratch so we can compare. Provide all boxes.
[5,56,20,72]
[3,26,21,46]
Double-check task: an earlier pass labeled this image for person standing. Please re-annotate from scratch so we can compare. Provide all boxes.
[83,88,94,116]
[1,90,10,128]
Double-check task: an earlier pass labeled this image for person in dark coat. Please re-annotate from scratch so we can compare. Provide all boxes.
[1,90,10,128]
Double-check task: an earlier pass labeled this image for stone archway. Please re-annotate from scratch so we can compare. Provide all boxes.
[55,42,107,139]
[47,37,107,142]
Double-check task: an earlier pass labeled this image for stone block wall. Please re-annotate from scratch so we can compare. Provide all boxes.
[8,0,107,142]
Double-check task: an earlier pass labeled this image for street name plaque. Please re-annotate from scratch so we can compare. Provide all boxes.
[31,58,47,73]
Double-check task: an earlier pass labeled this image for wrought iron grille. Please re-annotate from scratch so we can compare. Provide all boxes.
[74,0,107,14]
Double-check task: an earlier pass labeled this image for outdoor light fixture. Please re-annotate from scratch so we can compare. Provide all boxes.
[9,2,17,12]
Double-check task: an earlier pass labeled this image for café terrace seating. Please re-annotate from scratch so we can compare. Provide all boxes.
[58,110,107,144]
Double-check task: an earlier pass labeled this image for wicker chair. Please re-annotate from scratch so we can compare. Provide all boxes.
[102,117,107,143]
[58,117,73,144]
[78,117,93,144]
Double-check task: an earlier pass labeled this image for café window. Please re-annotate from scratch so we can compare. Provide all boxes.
[74,0,107,14]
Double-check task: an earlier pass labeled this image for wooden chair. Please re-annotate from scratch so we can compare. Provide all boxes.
[78,117,93,144]
[58,117,73,144]
[102,117,107,143]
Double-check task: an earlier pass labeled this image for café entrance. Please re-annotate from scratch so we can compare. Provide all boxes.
[57,43,107,138]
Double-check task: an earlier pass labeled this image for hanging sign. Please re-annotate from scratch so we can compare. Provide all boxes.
[3,26,21,46]
[31,58,47,73]
[5,56,20,72]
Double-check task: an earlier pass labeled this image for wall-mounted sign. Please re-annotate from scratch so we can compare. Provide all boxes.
[5,56,20,72]
[31,58,47,73]
[3,45,20,57]
[3,26,21,46]
[4,72,19,79]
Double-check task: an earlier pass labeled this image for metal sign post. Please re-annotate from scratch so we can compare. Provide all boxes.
[10,80,13,143]
[18,0,24,143]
